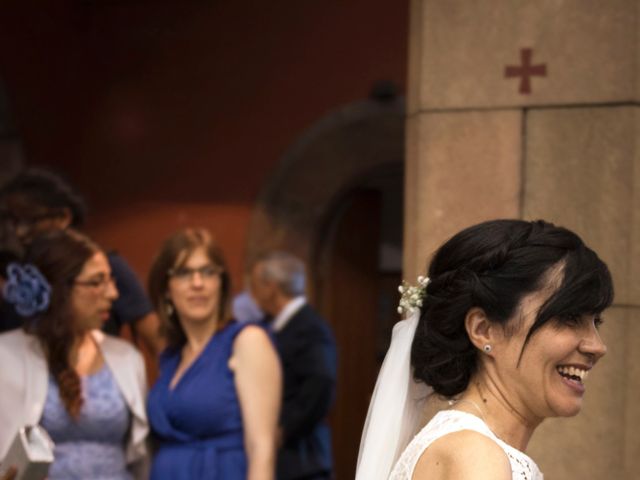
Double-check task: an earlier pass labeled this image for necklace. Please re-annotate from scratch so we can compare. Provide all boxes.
[448,398,486,421]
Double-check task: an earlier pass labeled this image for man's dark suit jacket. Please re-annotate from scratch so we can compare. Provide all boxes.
[273,303,337,480]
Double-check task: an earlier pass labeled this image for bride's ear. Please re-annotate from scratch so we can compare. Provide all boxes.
[464,307,495,354]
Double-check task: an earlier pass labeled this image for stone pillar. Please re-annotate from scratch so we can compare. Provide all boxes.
[404,1,640,478]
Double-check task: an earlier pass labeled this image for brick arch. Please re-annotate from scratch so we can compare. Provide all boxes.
[245,96,405,289]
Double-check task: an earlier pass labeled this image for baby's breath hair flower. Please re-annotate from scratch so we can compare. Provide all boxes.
[397,275,429,316]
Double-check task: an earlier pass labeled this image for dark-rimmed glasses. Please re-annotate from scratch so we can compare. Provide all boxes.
[0,209,66,231]
[74,274,117,291]
[168,265,223,283]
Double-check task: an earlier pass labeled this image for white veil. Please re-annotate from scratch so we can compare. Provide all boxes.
[355,310,432,480]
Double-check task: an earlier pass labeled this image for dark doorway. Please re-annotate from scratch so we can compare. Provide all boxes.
[314,165,403,479]
[245,96,405,479]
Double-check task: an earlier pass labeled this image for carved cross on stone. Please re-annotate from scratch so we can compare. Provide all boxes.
[505,48,547,94]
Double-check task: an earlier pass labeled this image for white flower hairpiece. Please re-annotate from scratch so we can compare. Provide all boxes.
[397,275,429,316]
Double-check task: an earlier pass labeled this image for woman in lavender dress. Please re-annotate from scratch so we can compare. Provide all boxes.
[0,229,148,479]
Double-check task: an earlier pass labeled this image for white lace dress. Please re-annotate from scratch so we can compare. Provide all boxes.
[389,410,544,480]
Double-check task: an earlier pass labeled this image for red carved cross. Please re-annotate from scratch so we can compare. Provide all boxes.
[504,48,547,94]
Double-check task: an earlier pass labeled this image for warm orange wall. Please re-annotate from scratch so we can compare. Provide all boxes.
[0,0,408,289]
[86,202,251,289]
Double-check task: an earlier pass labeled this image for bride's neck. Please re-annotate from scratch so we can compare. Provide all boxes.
[457,375,540,451]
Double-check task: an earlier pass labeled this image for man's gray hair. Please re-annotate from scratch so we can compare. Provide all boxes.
[255,251,306,297]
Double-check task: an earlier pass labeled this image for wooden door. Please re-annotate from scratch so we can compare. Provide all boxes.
[318,190,381,480]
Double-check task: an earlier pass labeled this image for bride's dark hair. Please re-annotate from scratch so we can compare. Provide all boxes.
[411,219,614,397]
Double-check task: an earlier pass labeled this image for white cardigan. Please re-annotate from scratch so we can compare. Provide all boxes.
[0,329,149,469]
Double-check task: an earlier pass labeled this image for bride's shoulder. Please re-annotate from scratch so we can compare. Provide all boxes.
[413,429,511,480]
[391,411,514,480]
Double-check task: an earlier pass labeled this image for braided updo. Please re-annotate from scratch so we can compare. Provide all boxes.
[411,219,613,397]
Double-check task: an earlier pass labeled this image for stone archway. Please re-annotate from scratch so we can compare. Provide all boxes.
[245,95,405,296]
[246,94,406,479]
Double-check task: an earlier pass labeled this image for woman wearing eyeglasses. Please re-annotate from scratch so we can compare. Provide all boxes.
[0,229,149,479]
[146,228,282,480]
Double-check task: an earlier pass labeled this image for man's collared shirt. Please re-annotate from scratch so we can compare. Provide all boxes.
[272,296,306,332]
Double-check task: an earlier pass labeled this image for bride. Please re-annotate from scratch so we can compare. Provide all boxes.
[356,219,613,480]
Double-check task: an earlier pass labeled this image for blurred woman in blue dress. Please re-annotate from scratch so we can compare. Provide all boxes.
[147,228,282,480]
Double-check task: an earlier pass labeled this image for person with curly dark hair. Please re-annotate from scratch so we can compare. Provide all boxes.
[0,167,163,356]
[357,219,613,480]
[0,229,148,479]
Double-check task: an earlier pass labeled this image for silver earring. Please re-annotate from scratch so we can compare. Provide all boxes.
[166,302,174,317]
[483,344,492,353]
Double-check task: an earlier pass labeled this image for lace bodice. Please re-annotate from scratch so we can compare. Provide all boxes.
[389,410,543,480]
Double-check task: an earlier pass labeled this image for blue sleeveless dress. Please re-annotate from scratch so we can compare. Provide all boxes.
[147,321,251,480]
